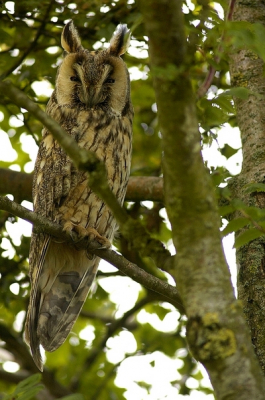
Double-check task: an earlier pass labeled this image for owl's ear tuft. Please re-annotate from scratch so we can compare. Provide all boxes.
[109,24,130,56]
[61,20,83,53]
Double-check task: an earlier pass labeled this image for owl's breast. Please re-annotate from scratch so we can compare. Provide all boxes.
[54,109,132,240]
[73,110,132,196]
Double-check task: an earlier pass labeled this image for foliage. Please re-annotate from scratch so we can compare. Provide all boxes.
[2,374,43,400]
[0,0,265,399]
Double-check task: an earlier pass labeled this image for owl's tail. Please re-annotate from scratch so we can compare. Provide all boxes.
[25,240,98,371]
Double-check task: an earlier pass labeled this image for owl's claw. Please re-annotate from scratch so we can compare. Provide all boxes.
[63,222,111,249]
[86,227,111,249]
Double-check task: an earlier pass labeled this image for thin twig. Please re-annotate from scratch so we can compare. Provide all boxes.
[70,295,153,390]
[196,0,237,99]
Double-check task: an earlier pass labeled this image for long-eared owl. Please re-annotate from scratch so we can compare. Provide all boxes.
[25,21,133,371]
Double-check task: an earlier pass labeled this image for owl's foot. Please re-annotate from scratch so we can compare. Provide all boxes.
[85,227,111,249]
[63,222,111,249]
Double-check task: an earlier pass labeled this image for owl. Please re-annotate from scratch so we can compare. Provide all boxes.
[24,21,133,371]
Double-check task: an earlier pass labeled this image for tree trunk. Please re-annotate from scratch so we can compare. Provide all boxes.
[229,0,265,373]
[140,0,265,398]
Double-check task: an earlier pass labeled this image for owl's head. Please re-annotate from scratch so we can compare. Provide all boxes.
[55,21,131,116]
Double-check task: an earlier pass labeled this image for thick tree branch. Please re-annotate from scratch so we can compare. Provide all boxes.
[0,195,184,313]
[0,80,170,272]
[0,168,163,203]
[125,176,163,202]
[0,169,32,202]
[140,0,265,399]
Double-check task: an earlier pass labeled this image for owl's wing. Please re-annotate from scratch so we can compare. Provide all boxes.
[25,233,51,370]
[25,124,99,370]
[25,235,99,371]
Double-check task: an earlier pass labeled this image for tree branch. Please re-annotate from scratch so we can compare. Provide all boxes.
[125,176,163,202]
[80,310,137,330]
[0,169,32,202]
[0,80,170,272]
[0,168,163,203]
[140,0,265,398]
[0,195,184,313]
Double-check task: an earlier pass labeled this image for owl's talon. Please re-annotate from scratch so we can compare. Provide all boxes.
[86,227,111,249]
[63,222,111,249]
[86,250,95,260]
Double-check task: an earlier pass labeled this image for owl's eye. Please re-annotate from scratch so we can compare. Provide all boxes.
[70,76,80,82]
[105,77,115,84]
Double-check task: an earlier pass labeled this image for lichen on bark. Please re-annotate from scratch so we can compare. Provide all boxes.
[187,313,237,362]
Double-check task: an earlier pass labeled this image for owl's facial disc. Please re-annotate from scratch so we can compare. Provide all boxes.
[72,59,115,108]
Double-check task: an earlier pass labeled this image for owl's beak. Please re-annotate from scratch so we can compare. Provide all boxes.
[82,86,99,108]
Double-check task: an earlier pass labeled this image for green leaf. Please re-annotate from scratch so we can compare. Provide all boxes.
[252,23,265,61]
[219,204,235,217]
[213,95,234,113]
[59,395,85,400]
[226,21,255,48]
[14,387,43,400]
[14,374,42,392]
[145,303,169,320]
[219,199,246,217]
[222,218,250,236]
[244,182,265,193]
[234,228,265,248]
[3,374,43,400]
[220,144,240,159]
[243,206,265,220]
[218,87,251,100]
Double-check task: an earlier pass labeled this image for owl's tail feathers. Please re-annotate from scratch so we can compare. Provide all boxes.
[25,259,98,371]
[24,289,44,372]
[37,258,99,353]
[25,236,51,372]
[25,239,99,371]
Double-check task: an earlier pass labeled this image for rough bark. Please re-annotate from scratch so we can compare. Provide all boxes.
[140,0,265,398]
[229,0,265,373]
[0,168,32,202]
[0,168,163,203]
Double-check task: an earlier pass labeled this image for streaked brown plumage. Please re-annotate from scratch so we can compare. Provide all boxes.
[25,21,133,371]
